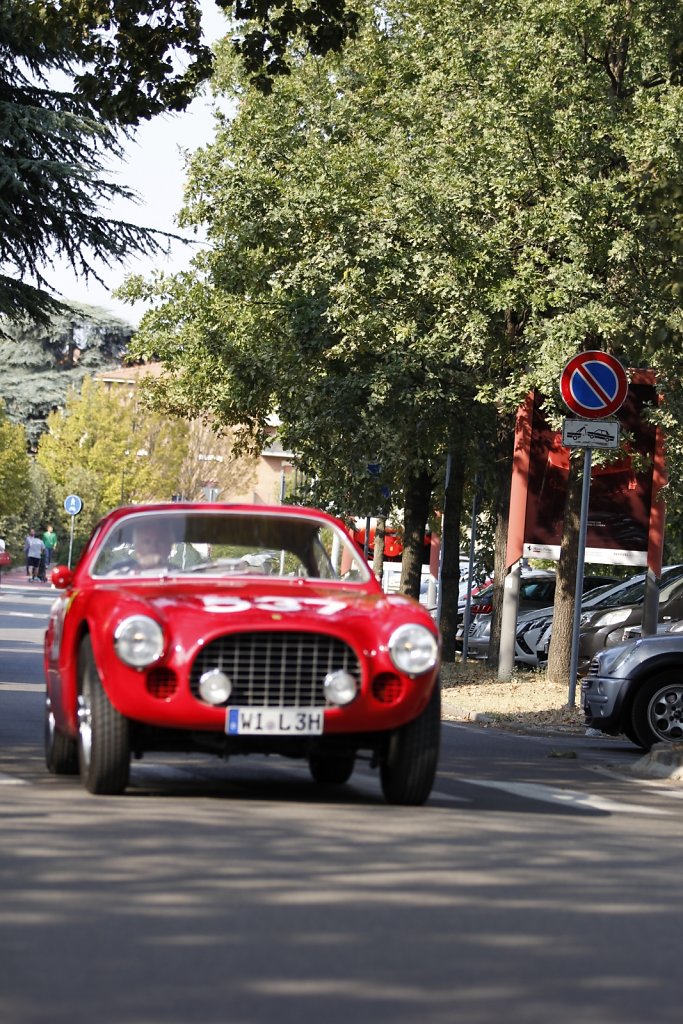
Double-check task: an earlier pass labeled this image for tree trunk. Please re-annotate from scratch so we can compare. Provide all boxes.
[487,411,516,670]
[547,453,583,685]
[372,516,386,584]
[401,469,433,599]
[439,452,465,662]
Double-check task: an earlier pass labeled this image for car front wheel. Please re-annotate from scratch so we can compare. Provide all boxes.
[631,671,683,749]
[77,636,130,794]
[44,699,79,774]
[380,681,441,806]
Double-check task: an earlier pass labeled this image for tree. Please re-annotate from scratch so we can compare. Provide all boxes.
[177,418,260,501]
[124,0,683,671]
[36,377,189,556]
[0,303,134,447]
[1,0,360,324]
[0,402,30,519]
[221,1,359,92]
[124,1,490,601]
[0,0,216,324]
[0,402,32,563]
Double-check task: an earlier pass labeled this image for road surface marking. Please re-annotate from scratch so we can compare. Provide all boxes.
[0,773,28,785]
[460,778,671,815]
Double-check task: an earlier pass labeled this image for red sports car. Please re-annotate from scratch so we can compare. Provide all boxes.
[44,503,442,804]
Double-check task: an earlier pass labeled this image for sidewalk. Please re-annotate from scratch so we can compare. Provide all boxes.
[0,566,53,591]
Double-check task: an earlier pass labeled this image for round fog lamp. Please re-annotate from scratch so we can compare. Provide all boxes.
[114,615,164,668]
[323,669,358,706]
[198,669,232,705]
[388,624,438,676]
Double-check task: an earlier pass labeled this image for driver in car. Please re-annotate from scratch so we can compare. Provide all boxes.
[131,521,174,570]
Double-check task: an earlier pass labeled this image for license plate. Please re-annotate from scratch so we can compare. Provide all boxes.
[226,707,324,736]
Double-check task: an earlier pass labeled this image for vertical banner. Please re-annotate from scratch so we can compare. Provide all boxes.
[508,372,666,571]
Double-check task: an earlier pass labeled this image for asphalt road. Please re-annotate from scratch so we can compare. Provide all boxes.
[1,585,682,1024]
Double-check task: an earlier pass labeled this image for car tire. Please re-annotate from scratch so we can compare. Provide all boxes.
[622,720,647,749]
[631,671,683,749]
[44,700,79,774]
[77,636,130,794]
[308,753,355,785]
[380,681,441,806]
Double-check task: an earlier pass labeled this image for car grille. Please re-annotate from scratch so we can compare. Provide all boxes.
[189,631,362,707]
[588,657,600,676]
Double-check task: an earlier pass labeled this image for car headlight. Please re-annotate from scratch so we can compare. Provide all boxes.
[594,608,632,627]
[114,615,164,668]
[594,641,640,677]
[388,624,438,676]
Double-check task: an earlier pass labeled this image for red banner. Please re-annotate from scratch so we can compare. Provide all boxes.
[508,372,666,570]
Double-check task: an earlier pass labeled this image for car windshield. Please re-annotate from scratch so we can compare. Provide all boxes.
[586,569,683,610]
[91,511,371,582]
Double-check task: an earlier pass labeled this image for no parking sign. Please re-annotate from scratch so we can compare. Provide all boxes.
[560,351,628,420]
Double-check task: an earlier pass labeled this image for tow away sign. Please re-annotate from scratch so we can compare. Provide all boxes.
[562,419,620,449]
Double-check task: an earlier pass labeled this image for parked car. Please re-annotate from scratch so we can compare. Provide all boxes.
[44,503,441,805]
[581,626,683,748]
[577,567,683,672]
[532,567,683,668]
[461,573,614,660]
[516,577,622,668]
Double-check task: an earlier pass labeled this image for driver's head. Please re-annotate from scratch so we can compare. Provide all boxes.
[132,520,173,568]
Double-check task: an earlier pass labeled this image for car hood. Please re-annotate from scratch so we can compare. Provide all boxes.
[76,576,437,640]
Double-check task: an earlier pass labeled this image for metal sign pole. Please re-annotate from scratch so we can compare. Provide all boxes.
[68,517,75,569]
[568,447,592,705]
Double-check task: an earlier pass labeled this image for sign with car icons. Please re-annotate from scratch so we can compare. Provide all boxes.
[562,418,620,449]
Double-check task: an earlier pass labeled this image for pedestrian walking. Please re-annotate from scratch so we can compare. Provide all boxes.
[24,529,35,577]
[42,524,57,572]
[0,536,10,587]
[25,530,45,581]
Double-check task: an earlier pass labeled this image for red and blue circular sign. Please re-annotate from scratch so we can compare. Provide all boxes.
[560,351,628,420]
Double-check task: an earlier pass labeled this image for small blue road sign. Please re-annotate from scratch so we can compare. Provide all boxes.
[64,494,83,516]
[560,351,628,420]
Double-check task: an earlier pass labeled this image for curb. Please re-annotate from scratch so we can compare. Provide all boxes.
[631,742,683,782]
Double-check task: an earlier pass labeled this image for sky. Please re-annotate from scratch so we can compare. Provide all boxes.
[39,1,230,326]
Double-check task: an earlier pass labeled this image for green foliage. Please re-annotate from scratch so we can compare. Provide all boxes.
[0,0,215,323]
[0,402,30,519]
[124,0,683,558]
[0,303,134,448]
[0,1,358,323]
[35,376,190,554]
[0,402,32,564]
[225,0,359,92]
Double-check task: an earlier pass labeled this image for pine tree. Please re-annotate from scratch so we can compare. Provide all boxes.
[0,0,214,324]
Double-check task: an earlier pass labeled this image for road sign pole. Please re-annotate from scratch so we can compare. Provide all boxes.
[568,447,592,706]
[68,517,75,569]
[63,495,82,568]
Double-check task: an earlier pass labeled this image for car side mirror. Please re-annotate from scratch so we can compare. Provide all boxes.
[50,565,74,590]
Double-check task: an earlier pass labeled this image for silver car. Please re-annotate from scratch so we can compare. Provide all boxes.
[581,627,683,748]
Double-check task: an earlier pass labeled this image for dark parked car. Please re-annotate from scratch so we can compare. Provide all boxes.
[582,626,683,748]
[577,567,683,672]
[515,577,621,668]
[460,573,615,661]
